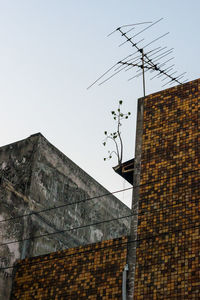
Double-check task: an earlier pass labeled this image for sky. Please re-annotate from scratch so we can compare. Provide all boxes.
[0,1,199,207]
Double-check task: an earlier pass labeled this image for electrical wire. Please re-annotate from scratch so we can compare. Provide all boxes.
[1,223,199,272]
[0,183,132,224]
[0,213,132,248]
[0,165,198,274]
[0,168,199,225]
[0,198,198,250]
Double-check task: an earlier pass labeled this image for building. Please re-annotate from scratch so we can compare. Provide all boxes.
[3,78,200,299]
[124,78,199,299]
[132,78,199,299]
[0,133,131,299]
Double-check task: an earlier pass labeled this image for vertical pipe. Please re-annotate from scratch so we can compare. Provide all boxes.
[142,49,146,97]
[122,264,129,300]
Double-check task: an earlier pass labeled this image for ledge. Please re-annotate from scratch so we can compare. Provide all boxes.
[113,159,134,185]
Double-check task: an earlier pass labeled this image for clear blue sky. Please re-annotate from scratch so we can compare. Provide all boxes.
[0,1,199,207]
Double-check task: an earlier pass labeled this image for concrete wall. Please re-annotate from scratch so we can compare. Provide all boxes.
[127,97,144,300]
[0,136,37,299]
[0,133,131,299]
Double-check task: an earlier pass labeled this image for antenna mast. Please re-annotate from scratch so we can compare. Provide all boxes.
[88,19,187,96]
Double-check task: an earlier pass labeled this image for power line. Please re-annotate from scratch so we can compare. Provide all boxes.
[0,168,198,225]
[1,223,199,272]
[1,195,198,249]
[0,213,132,248]
[0,166,198,269]
[0,182,132,223]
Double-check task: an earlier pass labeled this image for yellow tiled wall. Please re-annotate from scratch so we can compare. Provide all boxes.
[134,80,200,299]
[11,237,127,299]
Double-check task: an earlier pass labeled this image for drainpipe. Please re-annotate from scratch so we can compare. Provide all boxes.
[122,264,129,300]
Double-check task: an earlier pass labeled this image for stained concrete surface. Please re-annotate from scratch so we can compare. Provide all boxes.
[0,133,131,299]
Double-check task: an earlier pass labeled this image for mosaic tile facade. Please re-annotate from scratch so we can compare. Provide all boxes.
[134,79,200,299]
[11,237,127,299]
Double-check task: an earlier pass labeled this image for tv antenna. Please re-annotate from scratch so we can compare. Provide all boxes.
[87,19,188,97]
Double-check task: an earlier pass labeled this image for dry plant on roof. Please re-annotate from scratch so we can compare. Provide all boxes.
[103,100,131,166]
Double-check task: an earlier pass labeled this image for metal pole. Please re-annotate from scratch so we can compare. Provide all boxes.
[141,49,146,97]
[122,264,128,300]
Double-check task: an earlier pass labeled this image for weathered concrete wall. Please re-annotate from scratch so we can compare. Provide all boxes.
[0,133,131,299]
[127,97,144,300]
[28,134,130,256]
[0,136,38,300]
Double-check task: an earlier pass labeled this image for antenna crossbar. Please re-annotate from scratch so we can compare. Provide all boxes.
[88,19,187,94]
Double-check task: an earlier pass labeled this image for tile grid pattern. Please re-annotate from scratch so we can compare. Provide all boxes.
[11,237,127,299]
[134,80,200,299]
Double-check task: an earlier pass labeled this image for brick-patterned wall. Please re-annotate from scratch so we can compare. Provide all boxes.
[11,237,127,299]
[134,79,200,299]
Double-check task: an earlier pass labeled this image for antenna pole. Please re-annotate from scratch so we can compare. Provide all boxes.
[141,49,146,97]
